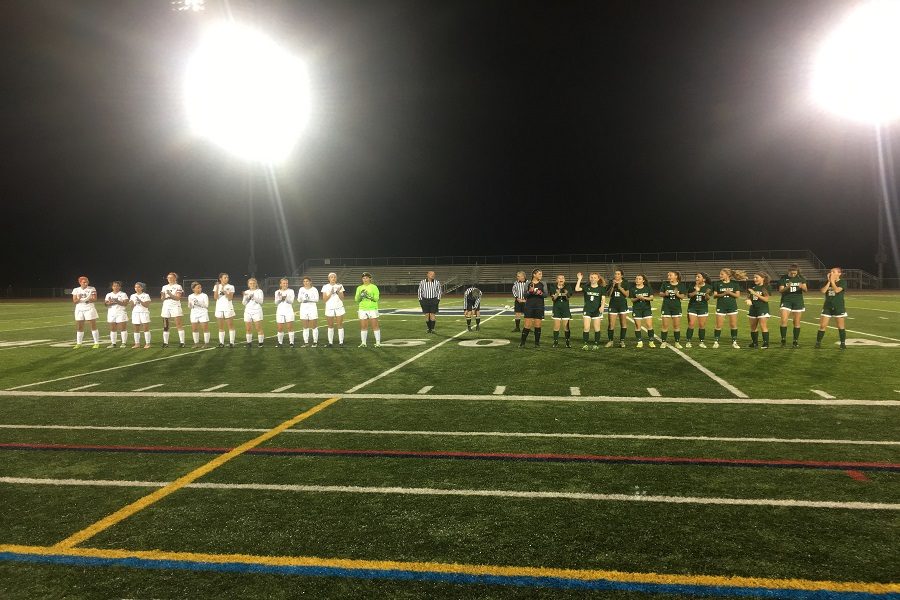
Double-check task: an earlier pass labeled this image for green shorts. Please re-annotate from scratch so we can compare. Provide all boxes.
[583,308,602,319]
[780,296,805,312]
[687,305,708,317]
[552,304,572,319]
[632,306,652,319]
[660,301,682,317]
[748,304,770,318]
[716,301,738,316]
[607,298,630,315]
[821,303,847,318]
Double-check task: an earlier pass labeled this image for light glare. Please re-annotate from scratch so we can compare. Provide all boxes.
[812,1,900,125]
[185,23,311,163]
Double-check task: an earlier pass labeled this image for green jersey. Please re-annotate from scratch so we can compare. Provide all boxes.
[659,282,685,302]
[748,284,770,316]
[687,284,712,311]
[355,283,380,310]
[582,284,604,314]
[779,275,807,298]
[630,285,652,307]
[823,279,846,314]
[549,283,572,318]
[714,280,740,313]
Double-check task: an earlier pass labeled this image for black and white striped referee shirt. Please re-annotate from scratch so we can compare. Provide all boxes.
[512,280,527,301]
[418,279,442,301]
[463,286,482,309]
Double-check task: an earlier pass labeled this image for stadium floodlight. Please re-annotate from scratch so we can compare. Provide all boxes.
[184,23,311,163]
[811,0,900,125]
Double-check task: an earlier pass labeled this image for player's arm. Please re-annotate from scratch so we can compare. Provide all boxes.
[800,278,808,292]
[370,285,380,303]
[355,286,363,302]
[337,285,345,299]
[757,288,770,302]
[731,287,740,298]
[777,278,787,293]
[574,272,583,292]
[675,286,687,300]
[71,291,79,304]
[437,282,442,301]
[819,277,832,294]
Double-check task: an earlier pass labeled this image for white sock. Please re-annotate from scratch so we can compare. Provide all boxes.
[277,331,284,344]
[219,331,225,344]
[303,328,309,343]
[312,328,319,343]
[110,332,117,345]
[258,333,264,344]
[91,329,100,343]
[76,331,84,344]
[144,331,151,344]
[246,333,252,343]
[192,331,200,344]
[288,331,295,344]
[229,329,235,344]
[361,330,368,344]
[133,332,140,344]
[327,328,334,344]
[338,328,344,344]
[163,331,170,344]
[178,329,185,344]
[120,331,128,344]
[374,329,381,344]
[204,331,210,344]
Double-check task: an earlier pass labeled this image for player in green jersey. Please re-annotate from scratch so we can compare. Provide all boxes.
[746,272,771,349]
[549,274,572,348]
[658,271,687,348]
[685,272,712,348]
[713,268,746,349]
[575,272,605,350]
[778,263,808,348]
[816,267,847,350]
[627,273,656,348]
[605,270,630,347]
[355,272,381,348]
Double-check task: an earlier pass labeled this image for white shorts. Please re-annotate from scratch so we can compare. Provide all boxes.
[299,305,318,321]
[276,307,296,324]
[244,309,263,323]
[358,309,379,320]
[107,311,128,324]
[161,306,183,319]
[325,306,346,318]
[131,311,150,325]
[74,307,99,321]
[190,310,210,324]
[215,308,236,319]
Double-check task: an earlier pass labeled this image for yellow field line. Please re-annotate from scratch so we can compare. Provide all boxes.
[52,397,340,549]
[0,544,897,594]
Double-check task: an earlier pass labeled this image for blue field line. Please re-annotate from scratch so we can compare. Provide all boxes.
[0,551,896,599]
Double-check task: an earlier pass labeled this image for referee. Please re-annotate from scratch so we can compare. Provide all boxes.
[511,271,527,332]
[418,271,442,333]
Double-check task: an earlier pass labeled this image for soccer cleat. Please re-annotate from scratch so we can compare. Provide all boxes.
[258,342,264,348]
[712,341,720,349]
[72,344,82,349]
[228,343,234,349]
[91,344,100,349]
[604,341,614,348]
[748,342,757,349]
[732,341,740,349]
[636,340,644,348]
[761,343,769,349]
[179,343,185,348]
[698,342,707,348]
[290,343,295,348]
[591,344,601,351]
[814,342,821,349]
[684,342,692,348]
[674,342,683,349]
[131,344,141,349]
[325,343,333,348]
[246,342,252,348]
[534,342,540,347]
[218,343,224,348]
[475,325,480,331]
[564,340,570,348]
[648,341,657,348]
[374,343,381,348]
[660,341,667,349]
[162,343,169,349]
[467,327,472,332]
[143,344,151,349]
[840,343,846,350]
[358,343,367,348]
[792,342,799,348]
[339,344,345,348]
[108,344,117,349]
[302,343,310,348]
[619,340,626,348]
[780,339,787,347]
[552,341,559,348]
[582,344,590,351]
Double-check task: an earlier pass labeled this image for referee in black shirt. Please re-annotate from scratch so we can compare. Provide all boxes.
[418,271,442,333]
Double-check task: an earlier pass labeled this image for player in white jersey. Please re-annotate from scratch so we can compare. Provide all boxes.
[242,277,265,347]
[213,272,236,348]
[188,281,211,347]
[297,276,320,347]
[274,278,296,348]
[160,272,185,348]
[129,282,152,349]
[321,272,346,348]
[104,281,129,348]
[72,276,100,348]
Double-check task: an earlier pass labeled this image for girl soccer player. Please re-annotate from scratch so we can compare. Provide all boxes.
[72,276,100,349]
[274,278,296,348]
[520,269,545,347]
[321,272,346,347]
[298,276,320,347]
[575,272,605,350]
[628,274,655,348]
[658,271,686,349]
[713,269,745,349]
[213,273,236,348]
[549,274,571,348]
[816,267,847,350]
[356,272,381,347]
[463,285,482,331]
[160,272,185,348]
[606,270,630,347]
[685,273,713,348]
[778,264,808,348]
[104,281,129,348]
[747,272,771,349]
[242,278,265,347]
[188,282,210,348]
[130,282,151,349]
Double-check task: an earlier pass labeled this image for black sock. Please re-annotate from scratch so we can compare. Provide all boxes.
[607,329,614,341]
[431,318,436,331]
[698,329,705,341]
[564,329,570,339]
[793,327,800,342]
[647,329,655,340]
[553,330,560,341]
[594,331,601,344]
[619,326,627,340]
[583,331,589,343]
[534,327,541,344]
[635,329,642,341]
[751,331,758,344]
[762,332,769,345]
[426,319,433,331]
[839,329,846,343]
[467,318,472,327]
[714,329,721,341]
[816,330,825,343]
[730,329,738,341]
[520,328,530,343]
[661,331,668,342]
[686,328,694,341]
[780,326,787,341]
[475,318,480,325]
[674,331,680,342]
[515,318,520,329]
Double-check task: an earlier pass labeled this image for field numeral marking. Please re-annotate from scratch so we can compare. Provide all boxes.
[811,389,836,399]
[647,387,662,397]
[132,384,164,392]
[493,386,506,395]
[271,384,296,393]
[201,384,229,392]
[417,386,434,394]
[569,387,581,396]
[67,383,99,392]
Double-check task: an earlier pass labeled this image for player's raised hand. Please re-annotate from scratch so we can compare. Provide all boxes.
[576,272,583,280]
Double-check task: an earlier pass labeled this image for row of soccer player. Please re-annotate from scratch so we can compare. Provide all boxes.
[71,272,384,349]
[506,264,848,349]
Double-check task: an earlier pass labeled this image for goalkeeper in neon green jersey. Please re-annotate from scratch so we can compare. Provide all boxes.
[355,272,381,348]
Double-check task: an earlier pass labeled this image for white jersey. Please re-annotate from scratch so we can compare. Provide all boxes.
[130,292,151,315]
[242,288,264,311]
[188,292,209,313]
[297,286,319,305]
[213,283,235,312]
[321,283,345,311]
[274,288,295,307]
[73,286,97,310]
[161,284,184,311]
[105,291,128,319]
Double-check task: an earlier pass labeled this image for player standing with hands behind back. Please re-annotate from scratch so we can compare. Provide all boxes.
[356,272,381,348]
[160,272,185,348]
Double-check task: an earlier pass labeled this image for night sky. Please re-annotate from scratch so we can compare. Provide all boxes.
[1,0,897,288]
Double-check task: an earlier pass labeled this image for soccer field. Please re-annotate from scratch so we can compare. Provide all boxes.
[0,294,898,599]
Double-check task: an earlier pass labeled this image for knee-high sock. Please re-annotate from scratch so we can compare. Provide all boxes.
[564,328,570,339]
[619,326,627,340]
[816,330,825,343]
[780,326,787,341]
[685,328,694,340]
[793,327,800,342]
[594,331,601,344]
[839,329,846,343]
[374,329,381,343]
[133,331,140,344]
[607,328,614,341]
[521,328,530,343]
[553,330,559,341]
[647,328,654,340]
[144,331,151,344]
[534,327,541,344]
[660,330,668,342]
[635,329,642,341]
[327,327,334,344]
[714,329,721,341]
[583,331,589,343]
[303,328,309,343]
[312,328,319,343]
[730,329,738,341]
[246,333,252,343]
[257,333,264,344]
[91,329,99,343]
[673,330,680,342]
[76,330,84,344]
[698,328,705,341]
[178,329,185,344]
[338,328,345,344]
[110,331,117,345]
[762,332,769,345]
[120,330,128,344]
[288,331,294,344]
[192,331,200,344]
[219,331,225,344]
[277,331,284,344]
[229,329,235,344]
[751,331,759,344]
[203,331,210,344]
[163,331,169,344]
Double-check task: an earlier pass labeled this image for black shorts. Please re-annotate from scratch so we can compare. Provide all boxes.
[465,300,480,311]
[419,298,440,314]
[514,300,526,314]
[524,307,545,319]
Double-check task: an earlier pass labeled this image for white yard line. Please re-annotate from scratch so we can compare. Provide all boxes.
[201,384,229,392]
[811,389,836,399]
[1,423,897,446]
[647,387,661,397]
[736,308,900,343]
[132,384,164,392]
[0,476,896,511]
[66,383,99,392]
[0,390,896,406]
[416,386,434,394]
[847,306,900,314]
[271,384,296,393]
[569,387,581,396]
[343,311,505,394]
[493,386,506,395]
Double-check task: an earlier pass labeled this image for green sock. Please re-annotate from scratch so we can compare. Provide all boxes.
[762,332,769,345]
[793,327,801,342]
[780,326,787,341]
[647,329,655,340]
[674,331,680,342]
[594,331,601,344]
[730,329,738,341]
[607,329,614,341]
[583,332,589,344]
[661,331,668,342]
[553,330,560,341]
[816,330,825,343]
[839,329,846,343]
[619,327,627,340]
[714,329,721,341]
[751,331,758,344]
[698,329,705,341]
[686,328,694,341]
